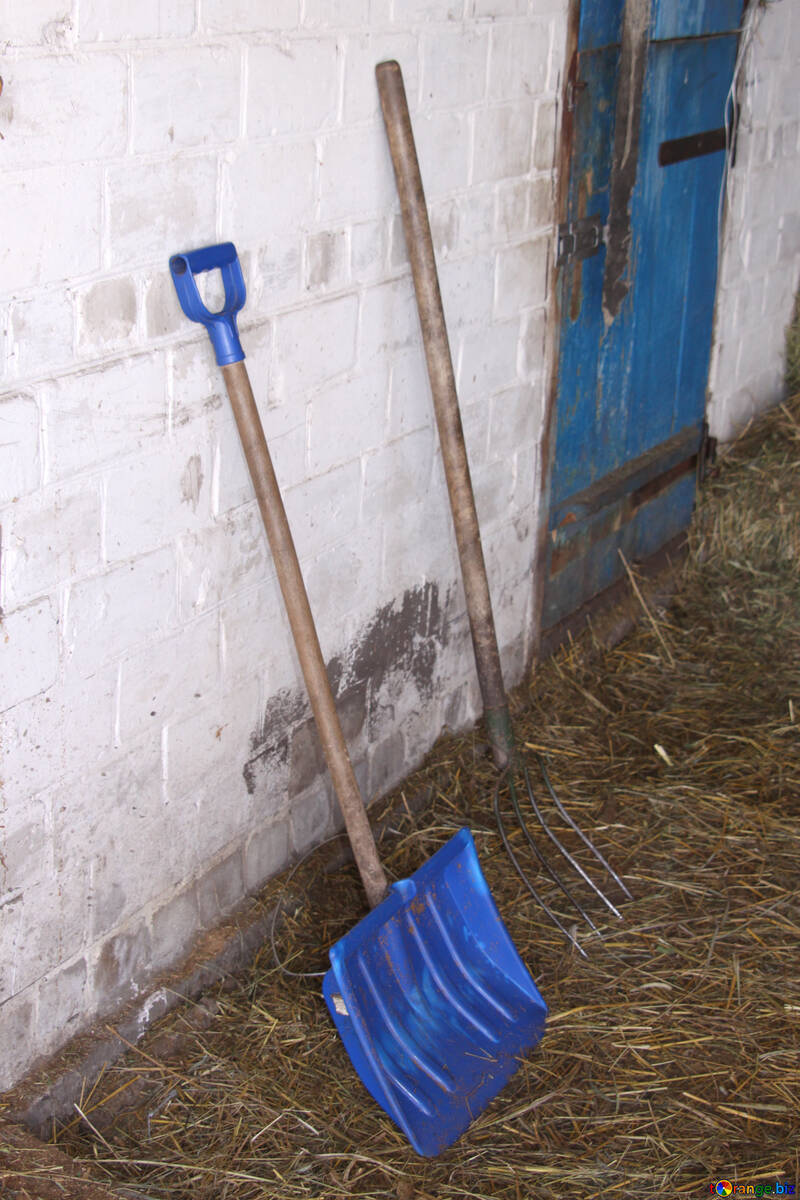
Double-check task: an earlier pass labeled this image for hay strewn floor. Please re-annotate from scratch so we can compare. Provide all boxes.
[55,397,800,1198]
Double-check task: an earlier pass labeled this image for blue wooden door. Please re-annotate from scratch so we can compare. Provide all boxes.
[543,0,743,636]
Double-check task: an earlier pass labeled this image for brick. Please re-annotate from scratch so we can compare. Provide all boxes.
[290,782,334,855]
[302,522,383,647]
[104,436,212,562]
[362,428,435,522]
[2,868,89,994]
[0,53,127,169]
[494,237,550,320]
[243,817,289,892]
[488,20,550,101]
[388,346,433,440]
[0,1,73,45]
[351,218,387,283]
[495,179,531,241]
[2,599,60,710]
[303,0,369,26]
[398,0,464,23]
[77,276,138,356]
[308,362,387,475]
[144,270,185,340]
[2,164,101,291]
[107,155,217,269]
[9,291,74,381]
[0,990,35,1091]
[430,200,460,259]
[1,481,102,610]
[305,229,349,292]
[366,727,406,799]
[36,957,88,1044]
[420,28,488,111]
[45,355,166,484]
[65,547,177,672]
[248,40,339,137]
[533,98,558,171]
[412,110,470,198]
[196,850,245,925]
[80,0,195,40]
[223,141,317,245]
[471,0,527,14]
[177,504,269,621]
[220,576,289,691]
[472,454,515,529]
[118,610,220,742]
[457,317,519,401]
[0,392,40,504]
[439,252,496,330]
[171,341,227,431]
[319,124,398,223]
[0,665,117,798]
[150,886,200,970]
[342,34,419,125]
[215,394,306,517]
[272,292,358,399]
[488,383,539,461]
[359,276,419,364]
[455,188,496,253]
[132,46,240,153]
[473,102,534,184]
[519,305,547,381]
[201,0,299,34]
[92,922,152,1009]
[283,459,361,560]
[0,795,52,896]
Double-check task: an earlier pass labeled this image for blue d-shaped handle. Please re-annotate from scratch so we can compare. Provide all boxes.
[169,242,246,365]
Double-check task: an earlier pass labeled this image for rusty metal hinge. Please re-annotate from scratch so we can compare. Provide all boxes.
[557,213,604,268]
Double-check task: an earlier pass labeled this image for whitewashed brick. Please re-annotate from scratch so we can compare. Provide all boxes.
[430,200,460,259]
[171,341,226,430]
[0,990,35,1091]
[118,612,220,742]
[0,392,41,504]
[303,0,369,27]
[495,179,529,241]
[359,276,419,364]
[223,142,317,245]
[177,504,269,621]
[2,598,59,714]
[471,0,527,14]
[457,317,519,401]
[0,795,51,897]
[220,575,288,690]
[218,395,307,515]
[104,436,212,562]
[2,164,101,292]
[419,28,487,111]
[456,188,496,253]
[77,276,138,356]
[362,428,435,521]
[64,547,177,672]
[396,0,464,22]
[439,252,496,329]
[80,0,195,40]
[9,291,74,381]
[144,270,185,341]
[303,521,384,648]
[388,345,433,440]
[351,218,387,283]
[37,958,88,1045]
[343,35,419,124]
[202,0,299,34]
[473,102,534,183]
[273,293,358,399]
[319,123,397,223]
[488,383,540,461]
[132,47,240,153]
[308,362,388,475]
[533,97,558,171]
[413,110,470,198]
[283,459,361,559]
[248,40,340,137]
[0,0,73,45]
[494,237,549,320]
[108,156,218,269]
[244,817,290,892]
[44,354,167,483]
[305,229,349,292]
[489,20,550,101]
[0,54,126,169]
[519,305,547,381]
[0,666,117,799]
[1,482,101,610]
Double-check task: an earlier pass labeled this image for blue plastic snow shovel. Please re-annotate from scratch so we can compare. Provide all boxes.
[169,242,547,1158]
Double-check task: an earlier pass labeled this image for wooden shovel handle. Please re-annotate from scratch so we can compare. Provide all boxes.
[222,361,388,909]
[375,59,514,770]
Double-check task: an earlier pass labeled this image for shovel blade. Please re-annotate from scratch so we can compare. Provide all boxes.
[323,828,547,1156]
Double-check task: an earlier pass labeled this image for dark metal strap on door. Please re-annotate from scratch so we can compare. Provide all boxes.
[658,127,727,166]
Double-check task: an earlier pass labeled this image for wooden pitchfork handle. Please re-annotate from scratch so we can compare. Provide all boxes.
[376,60,515,771]
[169,245,388,910]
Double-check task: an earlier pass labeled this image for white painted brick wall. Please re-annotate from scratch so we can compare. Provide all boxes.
[5,0,786,1094]
[708,0,800,441]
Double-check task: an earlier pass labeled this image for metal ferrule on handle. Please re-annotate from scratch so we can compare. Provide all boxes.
[170,244,388,910]
[375,60,514,771]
